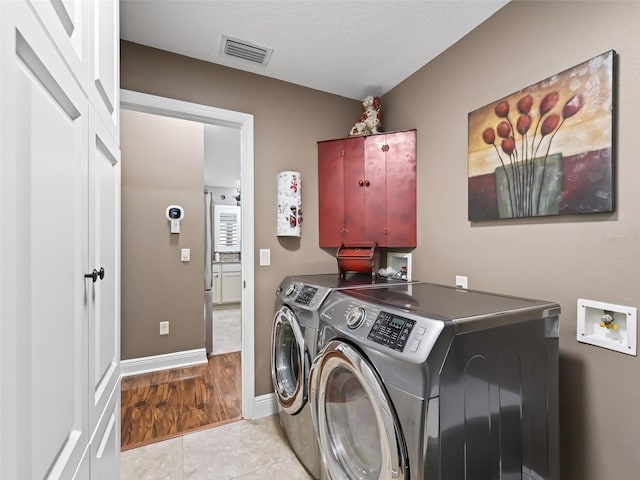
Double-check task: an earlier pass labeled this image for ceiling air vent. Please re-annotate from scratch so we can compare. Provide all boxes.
[221,35,272,66]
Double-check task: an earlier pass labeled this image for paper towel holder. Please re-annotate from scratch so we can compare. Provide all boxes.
[277,171,302,237]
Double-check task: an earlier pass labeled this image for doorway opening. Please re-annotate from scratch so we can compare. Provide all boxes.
[119,90,256,426]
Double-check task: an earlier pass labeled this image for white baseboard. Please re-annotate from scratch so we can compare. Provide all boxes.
[252,393,278,418]
[121,348,208,377]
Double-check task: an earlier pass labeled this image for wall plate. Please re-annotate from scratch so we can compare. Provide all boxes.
[577,298,637,356]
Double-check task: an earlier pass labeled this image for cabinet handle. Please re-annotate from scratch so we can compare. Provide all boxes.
[358,180,364,186]
[364,180,370,187]
[381,144,390,152]
[84,267,105,283]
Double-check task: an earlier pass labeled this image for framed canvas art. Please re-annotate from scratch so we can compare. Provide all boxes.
[468,50,616,221]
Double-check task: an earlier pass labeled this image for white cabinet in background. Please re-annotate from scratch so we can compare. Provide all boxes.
[212,263,242,304]
[221,263,242,304]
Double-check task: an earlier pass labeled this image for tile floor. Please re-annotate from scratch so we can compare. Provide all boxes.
[211,305,242,355]
[120,415,313,480]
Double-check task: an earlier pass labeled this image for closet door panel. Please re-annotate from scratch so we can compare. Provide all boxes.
[28,0,88,87]
[89,0,119,139]
[87,112,121,431]
[0,3,89,478]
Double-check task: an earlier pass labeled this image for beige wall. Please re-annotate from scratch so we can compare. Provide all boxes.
[120,110,205,359]
[120,40,358,384]
[121,1,640,476]
[382,1,640,479]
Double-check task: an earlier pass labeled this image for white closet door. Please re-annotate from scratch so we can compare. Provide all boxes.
[28,0,89,88]
[0,3,89,479]
[89,385,120,480]
[87,111,120,432]
[89,0,119,140]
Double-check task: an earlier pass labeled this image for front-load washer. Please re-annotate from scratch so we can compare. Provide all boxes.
[310,282,560,480]
[271,273,415,479]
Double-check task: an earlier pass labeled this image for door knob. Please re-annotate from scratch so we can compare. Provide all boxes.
[84,267,105,283]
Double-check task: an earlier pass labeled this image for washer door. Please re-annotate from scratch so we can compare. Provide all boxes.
[271,305,308,414]
[310,340,408,480]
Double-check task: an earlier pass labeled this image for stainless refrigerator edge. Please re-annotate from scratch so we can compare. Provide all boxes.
[204,191,213,353]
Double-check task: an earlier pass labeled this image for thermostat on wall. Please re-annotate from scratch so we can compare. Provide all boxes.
[166,205,184,234]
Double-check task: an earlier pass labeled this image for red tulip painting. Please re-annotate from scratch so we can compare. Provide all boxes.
[468,50,615,221]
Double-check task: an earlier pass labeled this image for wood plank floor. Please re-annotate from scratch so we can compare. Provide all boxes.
[120,352,241,451]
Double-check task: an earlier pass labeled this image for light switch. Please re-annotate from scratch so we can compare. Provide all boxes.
[181,248,190,262]
[260,248,271,266]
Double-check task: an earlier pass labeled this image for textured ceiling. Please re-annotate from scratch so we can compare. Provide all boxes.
[120,0,509,100]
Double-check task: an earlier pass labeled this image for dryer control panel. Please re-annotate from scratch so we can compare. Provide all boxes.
[295,285,319,306]
[276,279,331,311]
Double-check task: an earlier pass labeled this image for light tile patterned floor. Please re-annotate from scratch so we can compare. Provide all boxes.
[120,415,314,480]
[211,305,242,355]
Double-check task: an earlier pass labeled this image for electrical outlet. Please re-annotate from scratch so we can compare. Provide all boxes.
[159,321,169,335]
[455,275,468,289]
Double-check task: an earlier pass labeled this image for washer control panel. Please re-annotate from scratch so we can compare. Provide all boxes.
[368,312,416,352]
[320,292,446,363]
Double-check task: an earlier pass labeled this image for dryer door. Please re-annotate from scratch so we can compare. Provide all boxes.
[310,340,408,480]
[271,305,308,414]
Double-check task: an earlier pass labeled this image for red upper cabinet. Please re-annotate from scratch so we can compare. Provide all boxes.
[318,130,416,248]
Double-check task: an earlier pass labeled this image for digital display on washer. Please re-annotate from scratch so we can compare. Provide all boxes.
[367,311,416,352]
[295,286,318,306]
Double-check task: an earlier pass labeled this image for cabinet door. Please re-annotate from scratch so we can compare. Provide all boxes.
[318,139,346,247]
[87,111,121,432]
[342,136,367,243]
[0,3,89,478]
[363,135,389,244]
[221,265,242,304]
[383,131,417,247]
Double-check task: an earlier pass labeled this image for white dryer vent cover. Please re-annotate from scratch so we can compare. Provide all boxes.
[221,35,272,66]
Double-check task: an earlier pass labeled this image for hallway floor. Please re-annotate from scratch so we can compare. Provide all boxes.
[121,352,241,450]
[120,415,313,480]
[211,305,242,355]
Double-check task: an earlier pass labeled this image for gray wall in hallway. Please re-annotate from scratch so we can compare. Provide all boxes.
[120,110,205,359]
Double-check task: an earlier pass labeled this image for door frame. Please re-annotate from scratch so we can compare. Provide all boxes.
[120,89,256,418]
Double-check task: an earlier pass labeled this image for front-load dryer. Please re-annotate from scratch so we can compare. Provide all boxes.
[310,282,560,480]
[271,273,415,479]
